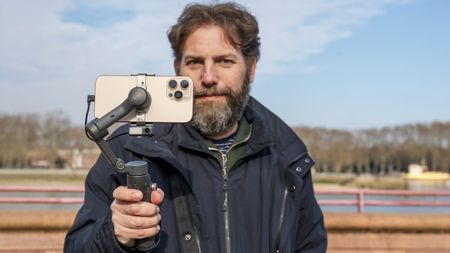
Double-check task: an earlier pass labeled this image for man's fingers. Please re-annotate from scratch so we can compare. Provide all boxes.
[112,186,163,248]
[112,212,161,229]
[112,200,160,217]
[113,223,161,241]
[114,186,164,204]
[151,188,164,205]
[113,186,143,202]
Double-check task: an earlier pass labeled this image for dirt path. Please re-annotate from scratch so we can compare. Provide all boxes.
[0,231,66,253]
[1,231,450,253]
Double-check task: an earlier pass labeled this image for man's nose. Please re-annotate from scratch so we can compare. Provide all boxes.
[201,63,218,87]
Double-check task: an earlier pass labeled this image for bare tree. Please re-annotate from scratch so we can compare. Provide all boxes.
[293,121,450,174]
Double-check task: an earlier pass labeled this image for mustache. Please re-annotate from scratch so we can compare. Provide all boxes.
[194,87,232,97]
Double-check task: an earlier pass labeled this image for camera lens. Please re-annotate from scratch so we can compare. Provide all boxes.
[168,80,177,89]
[174,91,183,100]
[180,80,189,89]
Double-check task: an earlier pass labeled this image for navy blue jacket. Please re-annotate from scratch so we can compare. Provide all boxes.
[64,97,327,253]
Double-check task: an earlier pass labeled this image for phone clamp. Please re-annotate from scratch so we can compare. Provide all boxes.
[125,73,155,136]
[129,123,154,136]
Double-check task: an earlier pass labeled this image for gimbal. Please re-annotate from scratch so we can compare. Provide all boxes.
[85,86,158,251]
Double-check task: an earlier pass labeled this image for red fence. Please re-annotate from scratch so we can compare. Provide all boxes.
[0,186,84,204]
[1,186,450,213]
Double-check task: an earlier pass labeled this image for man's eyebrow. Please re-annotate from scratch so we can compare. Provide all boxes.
[183,53,238,60]
[213,54,238,60]
[183,55,203,60]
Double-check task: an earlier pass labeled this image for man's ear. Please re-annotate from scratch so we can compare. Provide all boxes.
[248,57,257,83]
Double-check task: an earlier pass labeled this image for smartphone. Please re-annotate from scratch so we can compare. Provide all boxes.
[94,74,193,123]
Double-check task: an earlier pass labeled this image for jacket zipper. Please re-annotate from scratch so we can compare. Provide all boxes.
[209,132,251,253]
[273,151,308,253]
[273,187,288,253]
[195,224,202,253]
[221,153,231,253]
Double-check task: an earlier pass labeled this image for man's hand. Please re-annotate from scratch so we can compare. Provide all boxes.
[111,186,164,247]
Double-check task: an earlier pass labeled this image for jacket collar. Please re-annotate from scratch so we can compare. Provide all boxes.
[242,97,274,152]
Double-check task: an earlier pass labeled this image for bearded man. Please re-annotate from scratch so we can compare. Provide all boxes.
[65,2,327,253]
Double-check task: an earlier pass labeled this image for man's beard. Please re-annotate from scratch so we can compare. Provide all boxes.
[190,82,250,138]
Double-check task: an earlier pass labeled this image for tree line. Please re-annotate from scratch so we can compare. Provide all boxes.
[294,122,450,174]
[1,112,449,173]
[0,112,95,168]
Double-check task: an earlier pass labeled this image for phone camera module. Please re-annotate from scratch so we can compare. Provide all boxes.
[174,91,183,100]
[168,80,178,89]
[180,80,189,89]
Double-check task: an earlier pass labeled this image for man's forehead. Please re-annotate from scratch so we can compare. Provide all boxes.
[182,26,241,56]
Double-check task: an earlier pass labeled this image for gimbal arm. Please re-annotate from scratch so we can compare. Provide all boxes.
[85,86,149,171]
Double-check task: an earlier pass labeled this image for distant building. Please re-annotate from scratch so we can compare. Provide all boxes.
[26,148,100,169]
[405,163,449,180]
[57,148,100,169]
[26,149,53,168]
[408,164,425,176]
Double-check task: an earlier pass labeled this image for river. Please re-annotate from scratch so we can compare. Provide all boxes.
[318,180,450,213]
[1,180,449,213]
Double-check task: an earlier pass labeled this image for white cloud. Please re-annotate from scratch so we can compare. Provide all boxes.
[249,0,414,74]
[0,0,416,121]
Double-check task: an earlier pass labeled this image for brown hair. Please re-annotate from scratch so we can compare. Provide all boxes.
[168,2,260,73]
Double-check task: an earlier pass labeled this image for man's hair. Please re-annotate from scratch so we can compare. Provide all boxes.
[168,2,260,73]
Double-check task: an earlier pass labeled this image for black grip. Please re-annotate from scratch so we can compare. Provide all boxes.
[127,174,158,251]
[127,174,151,201]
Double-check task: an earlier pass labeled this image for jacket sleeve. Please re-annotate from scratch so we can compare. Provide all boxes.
[64,156,130,253]
[295,170,328,253]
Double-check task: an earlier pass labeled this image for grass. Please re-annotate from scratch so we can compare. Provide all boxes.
[0,169,87,186]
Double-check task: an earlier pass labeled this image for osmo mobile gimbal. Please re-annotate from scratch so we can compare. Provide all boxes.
[85,74,193,251]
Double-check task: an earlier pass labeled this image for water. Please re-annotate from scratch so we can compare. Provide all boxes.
[318,193,450,213]
[318,180,450,213]
[1,181,449,213]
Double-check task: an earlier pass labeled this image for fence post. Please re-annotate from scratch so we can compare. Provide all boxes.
[357,190,364,213]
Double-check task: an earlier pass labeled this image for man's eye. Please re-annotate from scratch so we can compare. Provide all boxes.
[186,60,202,66]
[219,59,234,66]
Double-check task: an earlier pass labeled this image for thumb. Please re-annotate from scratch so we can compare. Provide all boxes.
[151,187,165,205]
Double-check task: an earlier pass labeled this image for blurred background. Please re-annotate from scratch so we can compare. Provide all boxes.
[0,1,449,251]
[1,0,448,181]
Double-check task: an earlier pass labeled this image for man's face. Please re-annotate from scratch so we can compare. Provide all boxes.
[178,25,256,138]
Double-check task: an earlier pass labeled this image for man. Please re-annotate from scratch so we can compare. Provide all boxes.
[65,2,327,253]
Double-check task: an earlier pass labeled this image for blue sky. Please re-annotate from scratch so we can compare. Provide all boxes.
[1,0,449,130]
